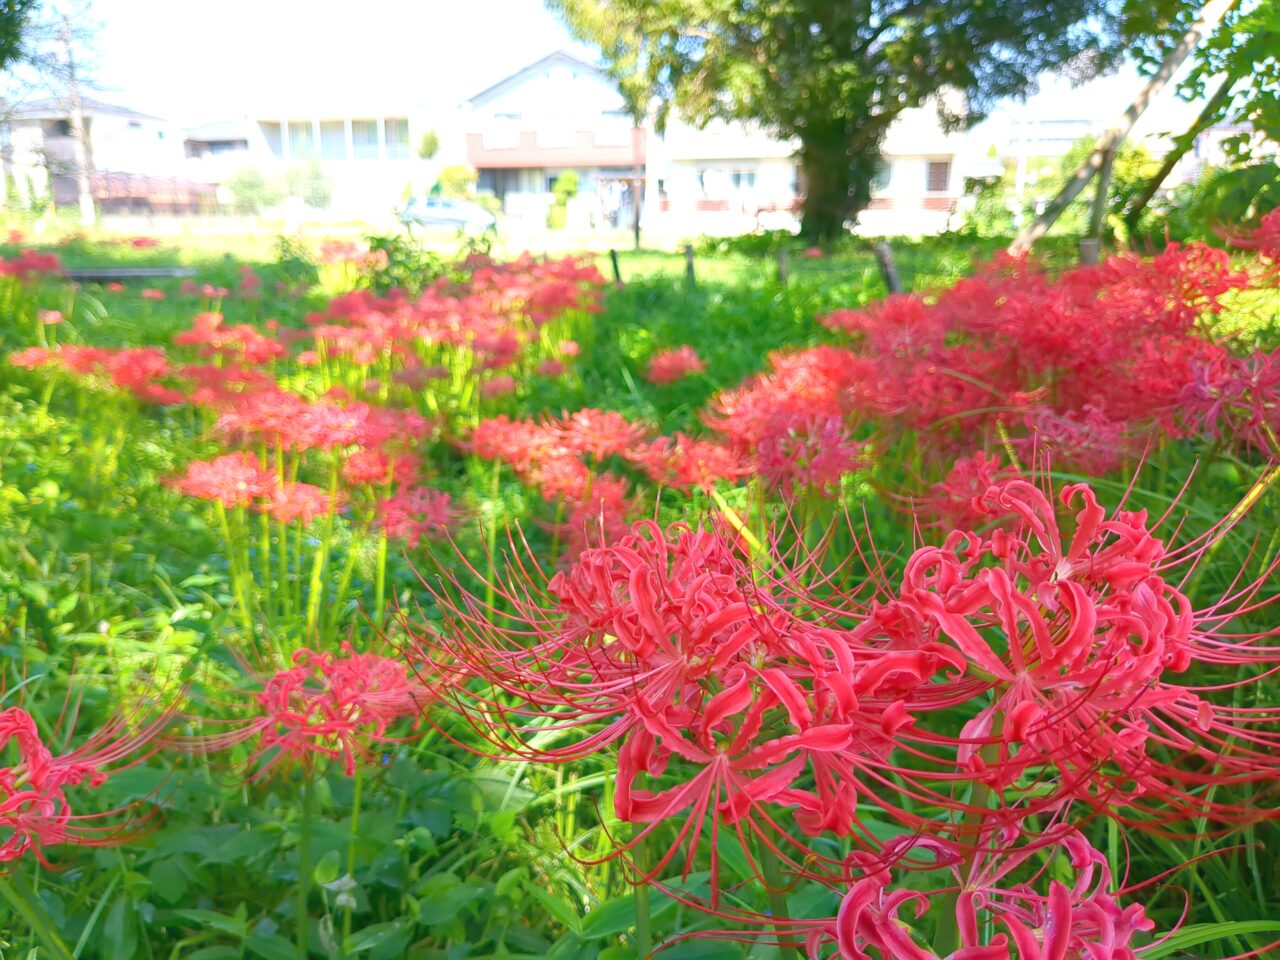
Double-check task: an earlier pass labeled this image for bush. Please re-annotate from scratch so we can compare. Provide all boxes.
[225,167,283,214]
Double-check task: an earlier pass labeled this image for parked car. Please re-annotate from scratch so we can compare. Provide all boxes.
[399,195,496,234]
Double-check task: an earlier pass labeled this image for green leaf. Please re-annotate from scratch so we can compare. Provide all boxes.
[656,941,741,960]
[521,881,582,936]
[1141,921,1280,959]
[313,849,342,886]
[415,872,486,925]
[245,931,295,960]
[344,920,411,955]
[185,948,242,960]
[103,896,138,960]
[168,908,247,938]
[580,894,640,939]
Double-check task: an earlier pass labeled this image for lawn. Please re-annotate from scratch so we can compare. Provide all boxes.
[1,221,1279,959]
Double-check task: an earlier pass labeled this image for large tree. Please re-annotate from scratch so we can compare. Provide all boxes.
[0,0,37,73]
[549,0,1188,241]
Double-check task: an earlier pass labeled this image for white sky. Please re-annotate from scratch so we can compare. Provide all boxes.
[83,0,594,124]
[75,0,1203,143]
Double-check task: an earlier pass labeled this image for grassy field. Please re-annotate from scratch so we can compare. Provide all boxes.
[1,221,1277,958]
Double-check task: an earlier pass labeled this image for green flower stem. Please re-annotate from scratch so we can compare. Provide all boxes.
[373,526,389,627]
[757,840,798,960]
[342,765,364,944]
[305,461,340,641]
[297,777,314,960]
[216,500,256,645]
[632,835,653,959]
[485,460,501,611]
[0,872,74,960]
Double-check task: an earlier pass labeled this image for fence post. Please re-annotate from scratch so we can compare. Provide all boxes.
[684,244,696,286]
[609,249,623,287]
[777,247,789,285]
[873,241,901,294]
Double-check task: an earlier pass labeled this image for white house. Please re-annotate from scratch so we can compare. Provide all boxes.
[1,96,203,211]
[460,51,982,237]
[183,104,430,218]
[459,51,645,229]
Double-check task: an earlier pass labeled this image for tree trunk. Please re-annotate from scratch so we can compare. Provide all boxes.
[799,135,881,243]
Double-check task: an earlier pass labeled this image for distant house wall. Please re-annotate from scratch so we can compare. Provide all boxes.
[462,53,645,220]
[184,114,426,217]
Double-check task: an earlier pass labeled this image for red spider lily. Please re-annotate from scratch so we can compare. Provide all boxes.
[862,474,1280,826]
[408,517,965,886]
[481,375,517,398]
[537,358,565,378]
[257,481,342,524]
[192,644,431,777]
[342,447,420,487]
[0,248,61,281]
[803,239,1264,469]
[916,452,1016,530]
[756,414,869,497]
[411,469,1280,902]
[0,706,168,866]
[801,828,1159,960]
[174,312,285,365]
[626,433,749,492]
[9,344,183,405]
[171,452,275,508]
[1174,345,1280,454]
[648,345,706,384]
[557,408,651,462]
[377,486,457,547]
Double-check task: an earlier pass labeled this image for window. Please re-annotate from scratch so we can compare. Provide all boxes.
[288,121,315,158]
[259,122,283,159]
[128,120,142,129]
[926,159,951,193]
[870,161,892,193]
[351,119,378,159]
[698,167,756,197]
[320,121,347,160]
[384,118,410,158]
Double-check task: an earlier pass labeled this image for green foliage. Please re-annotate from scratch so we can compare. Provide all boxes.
[284,162,333,210]
[1150,161,1280,244]
[437,163,478,199]
[417,129,440,161]
[224,168,283,215]
[966,136,1160,240]
[549,0,1188,240]
[0,0,36,72]
[548,170,581,229]
[1177,0,1280,158]
[361,231,449,295]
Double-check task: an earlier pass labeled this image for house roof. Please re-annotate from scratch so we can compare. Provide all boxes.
[13,96,163,123]
[461,50,609,108]
[184,119,253,143]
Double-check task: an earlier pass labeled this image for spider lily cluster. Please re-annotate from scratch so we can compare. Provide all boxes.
[412,465,1280,957]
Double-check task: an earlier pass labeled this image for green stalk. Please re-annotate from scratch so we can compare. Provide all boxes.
[0,872,74,960]
[297,777,314,960]
[216,501,256,644]
[372,527,389,627]
[757,840,798,960]
[632,835,653,959]
[305,461,341,641]
[485,459,501,611]
[342,766,363,944]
